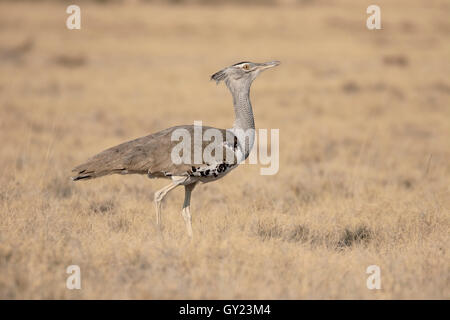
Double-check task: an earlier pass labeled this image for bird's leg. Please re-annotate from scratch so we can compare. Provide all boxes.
[182,182,197,237]
[153,181,181,229]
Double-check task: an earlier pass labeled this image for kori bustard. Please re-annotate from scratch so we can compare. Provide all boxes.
[72,61,280,237]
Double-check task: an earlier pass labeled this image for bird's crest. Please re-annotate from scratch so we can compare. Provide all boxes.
[211,69,227,84]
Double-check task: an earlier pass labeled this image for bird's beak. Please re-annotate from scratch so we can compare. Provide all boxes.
[257,61,281,71]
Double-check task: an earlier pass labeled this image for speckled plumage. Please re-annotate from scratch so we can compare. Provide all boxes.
[72,125,238,182]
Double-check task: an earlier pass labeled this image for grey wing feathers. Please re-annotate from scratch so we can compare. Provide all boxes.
[72,125,236,181]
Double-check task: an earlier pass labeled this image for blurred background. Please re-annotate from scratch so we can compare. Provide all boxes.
[0,0,449,299]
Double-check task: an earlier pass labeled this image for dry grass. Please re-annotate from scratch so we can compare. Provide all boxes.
[0,0,449,299]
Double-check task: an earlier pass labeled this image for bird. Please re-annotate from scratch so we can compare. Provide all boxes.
[72,60,280,237]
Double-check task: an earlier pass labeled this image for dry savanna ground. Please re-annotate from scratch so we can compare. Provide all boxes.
[0,0,449,299]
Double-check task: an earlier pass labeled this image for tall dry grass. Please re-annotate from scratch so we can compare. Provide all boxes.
[0,0,449,299]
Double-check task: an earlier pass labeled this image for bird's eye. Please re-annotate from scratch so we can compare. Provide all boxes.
[243,64,250,70]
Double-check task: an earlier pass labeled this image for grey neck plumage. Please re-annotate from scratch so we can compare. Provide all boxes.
[227,82,256,161]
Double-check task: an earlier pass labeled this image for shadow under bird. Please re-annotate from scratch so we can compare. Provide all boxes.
[72,60,280,237]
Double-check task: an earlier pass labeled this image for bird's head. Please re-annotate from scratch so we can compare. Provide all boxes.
[211,61,280,91]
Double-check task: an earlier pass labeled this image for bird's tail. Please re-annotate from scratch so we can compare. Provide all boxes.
[71,159,125,181]
[72,169,94,181]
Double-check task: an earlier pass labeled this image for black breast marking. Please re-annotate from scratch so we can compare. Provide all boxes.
[189,162,234,178]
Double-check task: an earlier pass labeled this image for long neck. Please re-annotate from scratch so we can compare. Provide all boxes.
[231,85,255,131]
[229,82,255,160]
